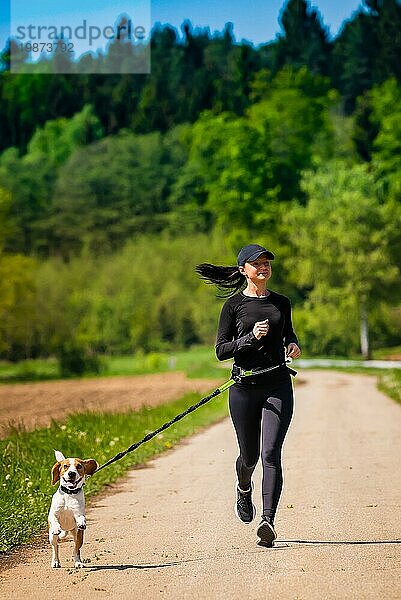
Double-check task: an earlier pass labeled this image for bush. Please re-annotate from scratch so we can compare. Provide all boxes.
[57,343,104,377]
[145,352,168,371]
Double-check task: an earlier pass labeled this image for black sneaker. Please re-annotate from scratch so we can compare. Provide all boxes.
[257,517,277,547]
[234,482,256,524]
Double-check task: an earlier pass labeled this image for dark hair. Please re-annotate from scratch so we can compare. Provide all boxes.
[195,263,246,297]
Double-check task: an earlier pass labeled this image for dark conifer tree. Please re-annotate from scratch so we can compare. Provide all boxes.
[372,0,401,83]
[332,0,401,112]
[272,0,332,76]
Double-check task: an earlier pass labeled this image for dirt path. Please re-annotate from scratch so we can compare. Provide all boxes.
[1,371,401,599]
[0,372,222,437]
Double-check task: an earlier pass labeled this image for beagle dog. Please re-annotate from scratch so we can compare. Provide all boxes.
[48,450,98,568]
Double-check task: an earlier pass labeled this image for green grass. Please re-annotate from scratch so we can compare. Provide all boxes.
[105,345,226,379]
[0,386,228,553]
[372,345,401,360]
[0,357,60,382]
[0,346,226,383]
[1,343,400,384]
[378,369,401,405]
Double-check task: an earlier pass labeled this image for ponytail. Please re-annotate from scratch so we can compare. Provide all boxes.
[195,263,246,297]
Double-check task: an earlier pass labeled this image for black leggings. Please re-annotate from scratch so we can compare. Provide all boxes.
[229,369,294,521]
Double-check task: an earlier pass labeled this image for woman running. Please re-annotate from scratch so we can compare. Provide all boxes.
[196,244,301,547]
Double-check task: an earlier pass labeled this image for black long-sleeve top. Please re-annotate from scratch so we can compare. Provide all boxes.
[215,290,299,370]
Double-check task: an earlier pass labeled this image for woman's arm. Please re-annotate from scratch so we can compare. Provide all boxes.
[215,300,262,361]
[283,297,301,357]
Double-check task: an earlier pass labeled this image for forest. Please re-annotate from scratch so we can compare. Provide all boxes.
[0,0,400,365]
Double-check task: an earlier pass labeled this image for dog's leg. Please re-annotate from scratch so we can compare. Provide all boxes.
[48,518,62,568]
[72,528,85,568]
[75,514,86,530]
[50,532,61,568]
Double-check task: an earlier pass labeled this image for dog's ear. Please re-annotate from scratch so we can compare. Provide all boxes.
[54,450,65,462]
[51,462,61,485]
[83,459,98,476]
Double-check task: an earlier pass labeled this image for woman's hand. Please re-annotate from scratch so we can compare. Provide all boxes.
[253,319,269,340]
[286,343,301,359]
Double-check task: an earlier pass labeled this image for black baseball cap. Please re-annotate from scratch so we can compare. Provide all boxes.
[237,244,275,266]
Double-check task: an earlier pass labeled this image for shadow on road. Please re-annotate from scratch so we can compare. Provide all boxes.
[87,538,401,571]
[278,539,401,546]
[88,561,181,571]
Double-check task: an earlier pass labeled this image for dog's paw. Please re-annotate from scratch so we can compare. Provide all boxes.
[50,527,62,536]
[51,560,61,568]
[74,560,85,568]
[76,517,86,530]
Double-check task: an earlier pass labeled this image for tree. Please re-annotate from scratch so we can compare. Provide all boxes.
[369,78,401,199]
[0,249,38,359]
[331,0,401,112]
[331,11,378,113]
[0,146,55,254]
[285,160,400,357]
[47,130,185,255]
[248,66,336,202]
[352,91,380,162]
[171,67,336,246]
[171,111,278,247]
[27,104,104,166]
[273,0,332,76]
[365,0,401,83]
[0,172,39,361]
[0,187,14,249]
[0,105,104,255]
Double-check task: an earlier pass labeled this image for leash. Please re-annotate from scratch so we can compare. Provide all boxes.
[232,359,297,380]
[93,360,297,476]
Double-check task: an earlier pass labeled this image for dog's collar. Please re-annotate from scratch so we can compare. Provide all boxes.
[60,484,84,495]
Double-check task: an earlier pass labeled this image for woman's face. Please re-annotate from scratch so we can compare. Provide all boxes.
[240,254,272,284]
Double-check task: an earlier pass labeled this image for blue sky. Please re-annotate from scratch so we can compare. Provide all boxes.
[2,0,363,53]
[151,0,364,44]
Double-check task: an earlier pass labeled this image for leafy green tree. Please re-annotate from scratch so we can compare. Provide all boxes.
[0,188,37,369]
[163,124,209,233]
[0,71,85,152]
[171,111,277,245]
[32,232,228,355]
[27,104,104,166]
[171,67,336,245]
[0,187,14,249]
[48,129,186,255]
[369,78,401,198]
[353,77,401,195]
[0,105,104,255]
[248,66,336,201]
[285,160,401,357]
[0,146,55,254]
[352,91,380,162]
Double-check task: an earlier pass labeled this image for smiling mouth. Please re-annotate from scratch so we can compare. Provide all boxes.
[62,476,83,488]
